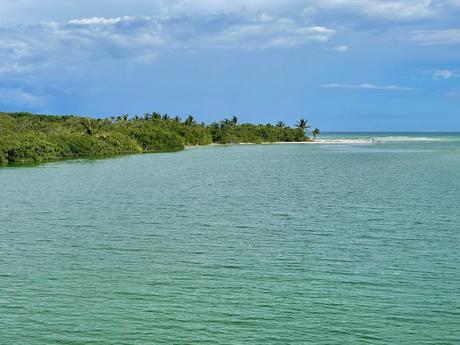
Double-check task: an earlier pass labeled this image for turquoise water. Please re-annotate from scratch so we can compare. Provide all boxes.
[1,133,459,344]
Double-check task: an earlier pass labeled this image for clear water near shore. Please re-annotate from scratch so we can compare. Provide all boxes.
[1,133,459,344]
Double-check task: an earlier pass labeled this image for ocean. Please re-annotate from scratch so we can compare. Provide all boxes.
[1,133,459,344]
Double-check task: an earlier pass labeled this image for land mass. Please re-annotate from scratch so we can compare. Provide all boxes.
[0,112,319,165]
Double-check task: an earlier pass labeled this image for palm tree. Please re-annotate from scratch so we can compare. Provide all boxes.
[231,115,238,125]
[312,128,321,141]
[295,118,311,132]
[276,121,286,128]
[222,118,232,126]
[184,115,196,126]
[152,112,162,121]
[116,114,129,127]
[295,118,311,141]
[162,114,170,121]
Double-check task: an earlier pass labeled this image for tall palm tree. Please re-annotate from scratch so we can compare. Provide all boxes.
[295,118,311,132]
[295,118,311,141]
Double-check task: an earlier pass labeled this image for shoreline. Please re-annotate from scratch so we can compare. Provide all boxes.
[185,142,310,149]
[187,140,378,148]
[2,135,453,168]
[3,141,323,168]
[1,141,311,168]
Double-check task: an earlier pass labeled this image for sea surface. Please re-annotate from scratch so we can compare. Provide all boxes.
[1,133,459,344]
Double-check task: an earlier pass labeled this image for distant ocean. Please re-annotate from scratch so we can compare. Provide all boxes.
[1,133,459,344]
[317,131,460,144]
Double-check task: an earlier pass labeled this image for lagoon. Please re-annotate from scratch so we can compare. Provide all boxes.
[1,134,459,344]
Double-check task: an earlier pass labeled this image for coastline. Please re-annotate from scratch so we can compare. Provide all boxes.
[0,112,312,165]
[0,139,394,167]
[1,141,310,168]
[187,140,376,148]
[185,141,312,149]
[5,134,451,167]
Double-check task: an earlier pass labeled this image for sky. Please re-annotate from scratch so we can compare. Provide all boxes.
[0,0,459,131]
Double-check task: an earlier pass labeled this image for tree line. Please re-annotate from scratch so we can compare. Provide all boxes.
[0,112,320,164]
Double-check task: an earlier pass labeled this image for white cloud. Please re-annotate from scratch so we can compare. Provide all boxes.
[0,15,336,71]
[208,20,335,49]
[321,83,415,90]
[305,0,437,20]
[410,29,460,45]
[0,13,336,110]
[0,62,31,75]
[165,0,459,22]
[68,16,132,26]
[431,69,459,80]
[1,0,456,27]
[420,69,459,79]
[0,17,164,72]
[164,0,293,15]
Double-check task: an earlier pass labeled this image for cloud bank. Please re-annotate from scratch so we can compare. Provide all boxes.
[0,14,335,75]
[0,0,458,114]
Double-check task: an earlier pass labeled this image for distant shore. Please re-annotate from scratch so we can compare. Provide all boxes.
[188,140,374,148]
[1,112,318,165]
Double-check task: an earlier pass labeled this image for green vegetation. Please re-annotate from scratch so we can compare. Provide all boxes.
[0,112,317,165]
[312,128,321,141]
[295,118,311,133]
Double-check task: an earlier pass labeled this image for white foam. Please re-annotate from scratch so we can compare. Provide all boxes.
[375,136,443,142]
[314,139,372,144]
[315,136,446,144]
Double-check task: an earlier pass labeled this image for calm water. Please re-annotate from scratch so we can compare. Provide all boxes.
[1,133,459,344]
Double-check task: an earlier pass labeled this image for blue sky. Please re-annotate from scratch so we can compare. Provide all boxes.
[0,0,459,130]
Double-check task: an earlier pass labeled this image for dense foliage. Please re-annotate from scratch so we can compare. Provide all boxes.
[0,112,314,164]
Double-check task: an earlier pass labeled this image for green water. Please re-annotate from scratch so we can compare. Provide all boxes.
[1,134,459,344]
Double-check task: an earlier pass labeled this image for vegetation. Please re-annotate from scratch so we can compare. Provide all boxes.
[295,118,311,134]
[312,128,321,141]
[0,112,318,165]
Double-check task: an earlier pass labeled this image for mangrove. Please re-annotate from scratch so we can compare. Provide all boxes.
[0,112,318,165]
